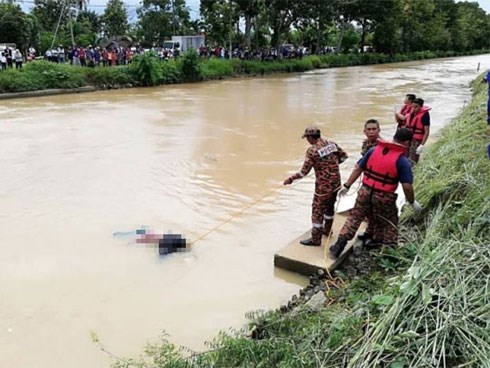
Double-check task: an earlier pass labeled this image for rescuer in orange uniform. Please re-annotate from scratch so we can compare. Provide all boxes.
[283,126,348,246]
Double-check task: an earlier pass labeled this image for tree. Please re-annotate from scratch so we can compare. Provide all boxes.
[32,0,65,32]
[200,0,238,46]
[372,0,403,54]
[0,2,29,50]
[77,10,101,35]
[137,0,190,46]
[25,13,41,50]
[266,0,295,51]
[103,0,128,37]
[291,0,336,53]
[235,0,264,49]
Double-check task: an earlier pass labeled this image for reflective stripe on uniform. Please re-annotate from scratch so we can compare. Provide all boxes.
[312,223,323,228]
[324,215,334,220]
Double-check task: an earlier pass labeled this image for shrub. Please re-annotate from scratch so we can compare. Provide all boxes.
[159,60,182,84]
[129,52,162,86]
[84,66,133,87]
[179,49,202,82]
[201,58,234,80]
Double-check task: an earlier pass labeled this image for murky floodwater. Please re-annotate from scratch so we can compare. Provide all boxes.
[1,54,489,368]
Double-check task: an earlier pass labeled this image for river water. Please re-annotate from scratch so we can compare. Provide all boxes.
[1,54,488,368]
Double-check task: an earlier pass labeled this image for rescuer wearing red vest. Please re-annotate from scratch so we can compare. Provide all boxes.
[358,119,381,246]
[329,128,422,258]
[283,126,348,246]
[403,98,431,165]
[395,93,416,128]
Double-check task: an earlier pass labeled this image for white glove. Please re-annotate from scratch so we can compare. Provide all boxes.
[339,185,349,196]
[416,145,425,155]
[410,200,422,214]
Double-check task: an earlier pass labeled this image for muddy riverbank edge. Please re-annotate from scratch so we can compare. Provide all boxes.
[98,76,490,367]
[0,86,96,100]
[1,49,489,100]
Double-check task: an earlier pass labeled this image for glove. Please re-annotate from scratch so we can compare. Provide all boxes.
[283,177,293,185]
[410,200,422,214]
[338,185,349,196]
[415,145,425,155]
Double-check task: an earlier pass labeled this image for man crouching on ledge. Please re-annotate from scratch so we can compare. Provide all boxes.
[283,126,348,247]
[330,128,422,259]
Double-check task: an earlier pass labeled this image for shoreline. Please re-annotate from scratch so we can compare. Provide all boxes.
[1,49,489,101]
[0,86,96,100]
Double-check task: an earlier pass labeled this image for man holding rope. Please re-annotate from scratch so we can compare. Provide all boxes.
[329,128,422,258]
[284,126,348,246]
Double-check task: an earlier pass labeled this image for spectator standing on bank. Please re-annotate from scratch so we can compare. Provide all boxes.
[0,52,7,70]
[14,49,23,69]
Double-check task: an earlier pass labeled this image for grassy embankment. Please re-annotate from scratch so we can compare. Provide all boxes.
[96,76,490,367]
[0,49,489,94]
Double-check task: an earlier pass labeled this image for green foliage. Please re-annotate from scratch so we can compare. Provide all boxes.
[129,52,162,86]
[32,0,65,33]
[136,0,190,47]
[159,61,182,84]
[103,0,128,38]
[200,58,234,80]
[0,2,30,50]
[84,66,133,87]
[178,49,201,82]
[0,61,85,93]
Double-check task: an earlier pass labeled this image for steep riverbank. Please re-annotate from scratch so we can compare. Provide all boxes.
[103,76,490,367]
[0,49,489,96]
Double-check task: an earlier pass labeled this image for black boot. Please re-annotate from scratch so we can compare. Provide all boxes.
[363,238,383,249]
[300,238,321,246]
[300,227,322,246]
[357,232,372,242]
[323,219,333,237]
[329,237,347,258]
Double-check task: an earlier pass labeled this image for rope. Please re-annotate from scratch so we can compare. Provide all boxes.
[188,184,284,246]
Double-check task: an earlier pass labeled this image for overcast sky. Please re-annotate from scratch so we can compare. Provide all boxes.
[20,0,490,20]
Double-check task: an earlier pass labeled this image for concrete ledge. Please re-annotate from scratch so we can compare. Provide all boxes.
[0,86,97,100]
[274,212,366,277]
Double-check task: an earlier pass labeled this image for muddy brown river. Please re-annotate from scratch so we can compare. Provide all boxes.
[1,54,489,367]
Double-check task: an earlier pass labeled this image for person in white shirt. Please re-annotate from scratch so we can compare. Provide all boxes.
[0,52,7,70]
[14,49,23,69]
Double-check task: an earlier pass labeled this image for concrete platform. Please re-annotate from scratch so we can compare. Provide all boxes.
[274,211,365,277]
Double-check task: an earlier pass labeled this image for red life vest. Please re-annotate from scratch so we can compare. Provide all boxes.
[400,104,412,116]
[362,140,406,193]
[406,106,431,141]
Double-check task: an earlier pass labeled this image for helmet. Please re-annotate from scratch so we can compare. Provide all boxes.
[301,126,321,138]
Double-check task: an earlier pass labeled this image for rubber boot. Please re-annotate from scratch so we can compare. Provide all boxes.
[357,232,372,242]
[323,219,333,237]
[329,236,347,258]
[300,227,322,247]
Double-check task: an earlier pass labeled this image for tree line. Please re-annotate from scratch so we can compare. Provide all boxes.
[0,0,489,55]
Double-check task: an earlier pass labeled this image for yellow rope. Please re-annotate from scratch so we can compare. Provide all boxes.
[188,184,284,246]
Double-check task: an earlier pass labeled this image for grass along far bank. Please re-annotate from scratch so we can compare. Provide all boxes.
[93,76,490,367]
[1,48,490,95]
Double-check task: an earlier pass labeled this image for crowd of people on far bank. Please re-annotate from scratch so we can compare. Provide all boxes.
[0,47,24,70]
[284,94,431,258]
[0,41,316,71]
